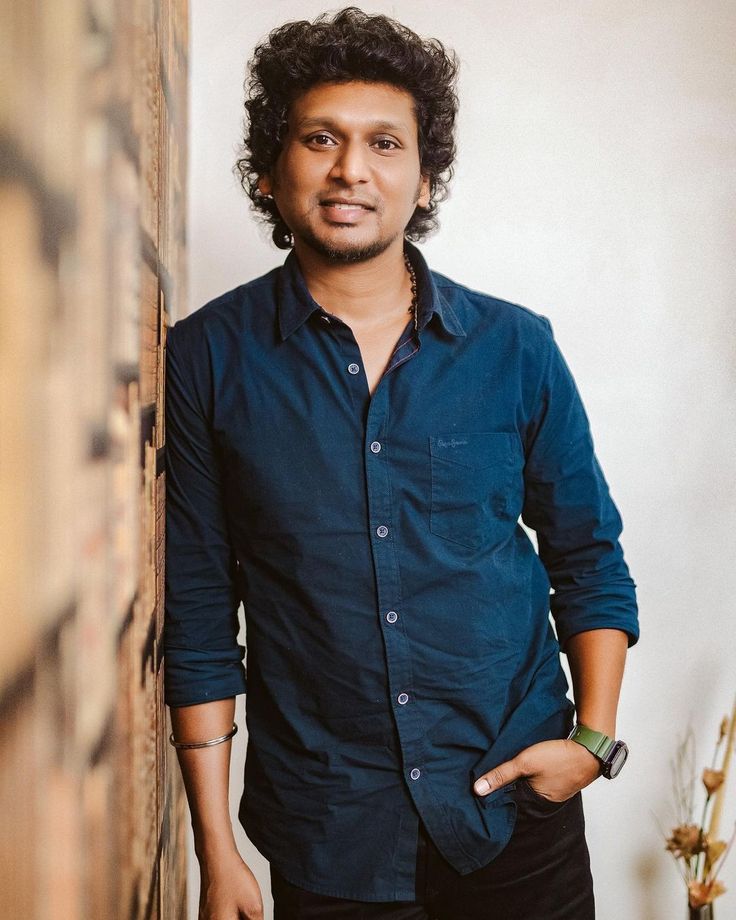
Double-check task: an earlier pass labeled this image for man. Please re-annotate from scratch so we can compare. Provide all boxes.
[164,8,639,919]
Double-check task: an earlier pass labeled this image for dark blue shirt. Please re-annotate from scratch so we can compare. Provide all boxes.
[163,240,638,901]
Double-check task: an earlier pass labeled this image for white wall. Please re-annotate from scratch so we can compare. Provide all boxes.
[186,3,736,918]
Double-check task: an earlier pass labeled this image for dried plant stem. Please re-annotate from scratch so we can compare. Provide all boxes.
[711,731,725,770]
[708,697,736,845]
[672,728,696,826]
[696,794,713,880]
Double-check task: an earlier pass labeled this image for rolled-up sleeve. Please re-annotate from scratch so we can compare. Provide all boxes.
[163,320,247,707]
[522,316,639,651]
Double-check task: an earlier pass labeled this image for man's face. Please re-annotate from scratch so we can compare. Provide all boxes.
[258,80,431,263]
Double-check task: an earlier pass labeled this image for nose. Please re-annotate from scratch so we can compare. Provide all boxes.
[328,139,371,185]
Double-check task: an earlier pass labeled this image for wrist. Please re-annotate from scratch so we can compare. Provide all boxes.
[567,722,629,779]
[566,738,602,779]
[193,827,239,865]
[574,713,615,737]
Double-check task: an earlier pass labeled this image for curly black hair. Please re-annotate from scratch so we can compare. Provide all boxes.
[233,7,459,249]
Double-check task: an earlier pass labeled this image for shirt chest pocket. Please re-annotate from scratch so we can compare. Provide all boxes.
[429,432,521,551]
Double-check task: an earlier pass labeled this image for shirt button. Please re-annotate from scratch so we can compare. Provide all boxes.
[376,525,389,538]
[370,441,382,453]
[397,692,409,705]
[410,768,421,781]
[386,610,398,623]
[347,363,360,375]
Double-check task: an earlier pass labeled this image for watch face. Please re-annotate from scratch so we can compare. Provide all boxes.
[607,742,628,778]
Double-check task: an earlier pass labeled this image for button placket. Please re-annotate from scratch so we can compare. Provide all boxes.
[362,387,431,815]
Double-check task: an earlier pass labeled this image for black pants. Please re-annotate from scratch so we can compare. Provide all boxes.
[270,780,595,919]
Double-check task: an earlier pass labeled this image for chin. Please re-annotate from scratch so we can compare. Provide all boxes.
[303,230,398,264]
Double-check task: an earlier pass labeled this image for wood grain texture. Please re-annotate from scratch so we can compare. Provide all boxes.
[0,0,189,916]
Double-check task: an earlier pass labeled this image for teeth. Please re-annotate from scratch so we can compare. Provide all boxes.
[328,203,365,209]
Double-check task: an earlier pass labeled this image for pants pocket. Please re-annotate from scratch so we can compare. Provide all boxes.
[514,777,576,817]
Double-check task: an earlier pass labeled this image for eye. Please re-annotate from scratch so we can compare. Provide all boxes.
[306,133,336,147]
[374,138,400,151]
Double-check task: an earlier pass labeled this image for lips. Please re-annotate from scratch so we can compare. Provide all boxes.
[321,193,373,202]
[320,198,374,208]
[319,198,375,223]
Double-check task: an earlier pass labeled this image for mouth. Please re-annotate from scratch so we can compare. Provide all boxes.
[320,198,375,210]
[319,199,375,224]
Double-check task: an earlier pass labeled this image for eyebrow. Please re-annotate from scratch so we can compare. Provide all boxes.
[295,117,411,133]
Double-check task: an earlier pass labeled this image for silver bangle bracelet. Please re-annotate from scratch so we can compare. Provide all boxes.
[169,721,238,749]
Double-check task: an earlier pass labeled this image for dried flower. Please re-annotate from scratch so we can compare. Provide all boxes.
[666,824,705,860]
[688,879,726,908]
[706,839,727,865]
[703,768,725,796]
[663,702,736,909]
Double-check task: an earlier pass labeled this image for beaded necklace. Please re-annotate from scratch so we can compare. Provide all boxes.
[403,251,419,332]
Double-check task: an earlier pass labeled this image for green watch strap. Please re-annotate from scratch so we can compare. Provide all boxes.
[567,723,615,761]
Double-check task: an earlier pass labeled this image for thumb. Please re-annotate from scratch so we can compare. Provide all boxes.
[473,759,520,796]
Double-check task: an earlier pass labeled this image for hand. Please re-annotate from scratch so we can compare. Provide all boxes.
[198,848,264,920]
[472,739,601,804]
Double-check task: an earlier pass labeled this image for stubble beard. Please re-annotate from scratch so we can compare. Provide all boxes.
[303,231,399,264]
[279,177,426,264]
[291,189,424,264]
[297,211,403,264]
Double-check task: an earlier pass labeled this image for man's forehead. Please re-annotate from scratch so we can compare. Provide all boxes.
[294,115,413,133]
[288,81,418,130]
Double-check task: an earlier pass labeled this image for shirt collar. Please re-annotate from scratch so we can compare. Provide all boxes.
[277,240,466,340]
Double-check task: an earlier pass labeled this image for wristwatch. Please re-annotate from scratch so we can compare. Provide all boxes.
[567,723,629,779]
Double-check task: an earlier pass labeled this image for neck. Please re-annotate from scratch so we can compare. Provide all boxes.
[294,237,413,330]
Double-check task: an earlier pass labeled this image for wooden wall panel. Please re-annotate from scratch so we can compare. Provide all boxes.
[0,0,189,916]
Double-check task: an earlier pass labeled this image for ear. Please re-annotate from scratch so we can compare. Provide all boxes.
[417,173,431,209]
[258,174,273,197]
